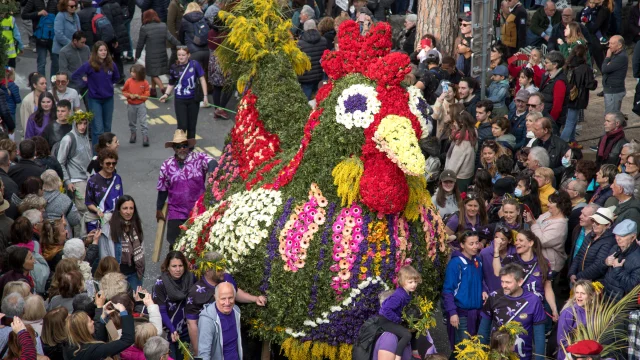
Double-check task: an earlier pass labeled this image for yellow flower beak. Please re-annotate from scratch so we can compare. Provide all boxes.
[373,115,426,177]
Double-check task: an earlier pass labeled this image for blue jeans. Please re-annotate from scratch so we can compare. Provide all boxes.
[453,316,470,345]
[125,272,142,291]
[87,96,114,148]
[37,43,59,80]
[300,81,318,101]
[124,19,133,55]
[561,108,581,142]
[612,0,622,34]
[526,29,545,47]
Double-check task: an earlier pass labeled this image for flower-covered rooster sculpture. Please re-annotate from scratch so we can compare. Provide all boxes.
[175,0,447,358]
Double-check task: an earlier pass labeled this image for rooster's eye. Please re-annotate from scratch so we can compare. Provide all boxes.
[335,84,381,129]
[407,86,434,137]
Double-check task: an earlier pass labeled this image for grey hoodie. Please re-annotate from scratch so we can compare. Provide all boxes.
[56,121,92,186]
[197,303,242,360]
[43,190,81,227]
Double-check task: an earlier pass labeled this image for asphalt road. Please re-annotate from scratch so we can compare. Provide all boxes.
[11,11,457,357]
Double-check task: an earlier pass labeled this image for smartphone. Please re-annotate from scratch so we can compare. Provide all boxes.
[1,316,12,327]
[138,292,146,299]
[420,38,432,49]
[522,204,532,216]
[463,3,471,12]
[442,81,450,93]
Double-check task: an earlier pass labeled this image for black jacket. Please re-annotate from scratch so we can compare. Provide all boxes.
[63,313,134,360]
[21,0,58,29]
[539,69,568,124]
[0,168,18,219]
[402,26,416,55]
[323,29,336,51]
[602,50,628,94]
[77,7,96,47]
[603,242,640,301]
[529,6,562,36]
[630,5,640,42]
[8,159,45,189]
[613,197,640,227]
[475,122,494,169]
[44,341,66,360]
[136,0,170,22]
[463,94,479,119]
[297,29,328,84]
[532,135,570,179]
[0,88,14,132]
[99,0,130,48]
[548,21,604,71]
[582,5,610,39]
[566,57,597,110]
[179,11,209,54]
[36,156,64,180]
[568,229,616,282]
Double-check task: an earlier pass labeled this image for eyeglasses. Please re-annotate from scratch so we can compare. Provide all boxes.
[68,4,76,8]
[626,161,637,166]
[527,103,541,108]
[174,144,189,149]
[56,79,68,84]
[103,161,117,167]
[461,23,471,27]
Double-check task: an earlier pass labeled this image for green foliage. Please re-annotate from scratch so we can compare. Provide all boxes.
[0,35,10,71]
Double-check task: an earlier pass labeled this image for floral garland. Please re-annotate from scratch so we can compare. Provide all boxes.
[230,91,281,180]
[203,188,282,270]
[393,215,412,284]
[67,110,93,124]
[329,203,365,294]
[407,85,434,137]
[335,84,381,129]
[420,205,449,261]
[209,144,240,202]
[267,108,323,190]
[279,184,328,272]
[373,115,425,177]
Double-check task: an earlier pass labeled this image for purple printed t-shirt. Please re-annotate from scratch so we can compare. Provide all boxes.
[479,242,517,294]
[481,290,546,360]
[502,254,552,301]
[169,60,205,100]
[216,307,240,360]
[185,273,237,320]
[157,152,212,221]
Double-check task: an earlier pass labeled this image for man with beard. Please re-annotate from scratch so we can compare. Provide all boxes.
[156,130,217,246]
[459,77,479,118]
[186,251,266,354]
[478,263,546,360]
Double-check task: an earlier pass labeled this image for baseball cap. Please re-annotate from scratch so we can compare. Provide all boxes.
[492,65,508,77]
[439,169,457,182]
[515,89,531,102]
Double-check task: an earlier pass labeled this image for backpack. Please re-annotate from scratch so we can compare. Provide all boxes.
[91,11,115,43]
[191,18,210,47]
[52,130,77,160]
[352,315,385,360]
[422,68,447,104]
[34,13,55,43]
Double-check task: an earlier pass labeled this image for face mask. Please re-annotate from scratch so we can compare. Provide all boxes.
[514,188,523,198]
[562,157,571,168]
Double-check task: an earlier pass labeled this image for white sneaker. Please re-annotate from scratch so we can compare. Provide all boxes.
[32,47,36,53]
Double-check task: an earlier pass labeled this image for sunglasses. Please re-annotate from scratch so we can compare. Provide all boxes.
[56,79,68,84]
[461,23,471,27]
[527,103,541,107]
[103,161,117,167]
[174,144,189,149]
[68,4,77,8]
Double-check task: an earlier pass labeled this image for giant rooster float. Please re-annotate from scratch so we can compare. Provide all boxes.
[175,0,450,358]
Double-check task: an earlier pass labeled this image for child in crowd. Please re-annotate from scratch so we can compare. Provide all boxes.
[1,67,21,130]
[489,329,514,357]
[378,265,422,360]
[486,65,510,119]
[122,64,150,147]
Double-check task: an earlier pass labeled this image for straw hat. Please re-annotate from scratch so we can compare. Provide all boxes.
[164,130,196,148]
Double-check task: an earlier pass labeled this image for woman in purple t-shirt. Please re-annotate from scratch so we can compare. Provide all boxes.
[159,47,209,141]
[25,92,56,139]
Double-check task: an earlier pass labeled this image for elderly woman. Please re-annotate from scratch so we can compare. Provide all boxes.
[525,190,571,276]
[569,206,616,283]
[22,295,46,335]
[589,164,618,206]
[143,336,171,360]
[533,167,556,213]
[41,170,80,232]
[596,112,628,167]
[63,237,96,298]
[557,280,596,360]
[401,14,417,54]
[625,152,640,199]
[620,142,640,173]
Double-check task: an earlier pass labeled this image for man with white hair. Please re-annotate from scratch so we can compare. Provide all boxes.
[568,203,600,264]
[612,173,640,226]
[602,219,640,301]
[198,282,242,360]
[526,146,550,171]
[566,179,588,236]
[602,36,627,114]
[0,293,45,355]
[527,1,561,46]
[297,19,328,100]
[144,336,171,360]
[22,209,42,233]
[294,5,316,37]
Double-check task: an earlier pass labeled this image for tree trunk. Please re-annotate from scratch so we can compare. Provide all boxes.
[415,0,460,55]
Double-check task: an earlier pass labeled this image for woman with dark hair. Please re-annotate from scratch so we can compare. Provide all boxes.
[12,177,44,208]
[10,216,39,253]
[0,246,35,292]
[470,169,493,202]
[32,136,64,179]
[72,41,120,147]
[87,132,119,175]
[560,148,584,189]
[562,44,596,147]
[589,164,617,207]
[493,230,559,321]
[135,9,181,98]
[525,190,571,276]
[480,224,517,294]
[19,73,47,132]
[153,251,194,360]
[445,192,488,236]
[574,159,598,198]
[84,148,123,232]
[46,269,84,312]
[41,306,69,360]
[100,195,145,290]
[433,170,461,220]
[515,172,542,218]
[480,140,507,181]
[444,110,477,191]
[25,92,56,139]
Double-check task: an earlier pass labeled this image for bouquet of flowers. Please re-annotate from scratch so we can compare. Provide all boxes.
[401,296,436,337]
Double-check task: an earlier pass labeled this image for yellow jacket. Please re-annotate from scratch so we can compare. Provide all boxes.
[539,183,556,213]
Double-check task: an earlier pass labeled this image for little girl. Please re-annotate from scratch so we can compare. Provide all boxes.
[122,64,150,147]
[1,67,21,134]
[378,265,422,360]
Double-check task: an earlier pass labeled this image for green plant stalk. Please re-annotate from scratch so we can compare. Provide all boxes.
[177,339,194,360]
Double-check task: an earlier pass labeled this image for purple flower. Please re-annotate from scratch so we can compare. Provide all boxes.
[343,94,368,114]
[260,197,294,293]
[308,202,336,317]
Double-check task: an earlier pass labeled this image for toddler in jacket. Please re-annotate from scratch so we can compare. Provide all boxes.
[122,64,150,147]
[378,265,422,360]
[1,67,21,128]
[486,65,510,119]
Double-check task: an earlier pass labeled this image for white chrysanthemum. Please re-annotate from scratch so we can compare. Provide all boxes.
[335,84,381,129]
[407,86,433,138]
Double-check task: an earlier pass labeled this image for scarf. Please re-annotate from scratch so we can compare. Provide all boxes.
[43,244,63,261]
[121,227,145,279]
[160,271,193,302]
[597,127,625,159]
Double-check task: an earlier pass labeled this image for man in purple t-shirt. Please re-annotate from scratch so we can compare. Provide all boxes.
[156,130,217,247]
[197,282,243,360]
[478,263,547,360]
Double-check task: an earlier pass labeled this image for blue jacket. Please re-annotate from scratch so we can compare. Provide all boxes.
[486,79,510,110]
[197,303,243,360]
[53,12,80,54]
[1,81,21,119]
[379,287,411,323]
[442,250,483,316]
[603,242,640,301]
[510,110,528,150]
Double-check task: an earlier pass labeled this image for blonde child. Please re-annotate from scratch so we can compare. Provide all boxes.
[122,64,150,147]
[378,265,422,360]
